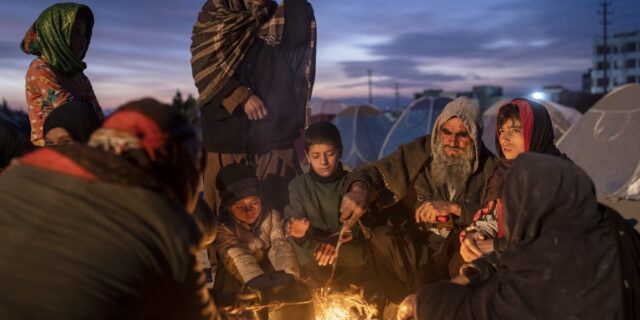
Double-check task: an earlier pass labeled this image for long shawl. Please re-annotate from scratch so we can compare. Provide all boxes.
[190,0,316,124]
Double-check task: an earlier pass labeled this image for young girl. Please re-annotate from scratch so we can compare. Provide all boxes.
[457,98,571,264]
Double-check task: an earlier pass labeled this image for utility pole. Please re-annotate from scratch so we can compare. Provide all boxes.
[395,82,400,109]
[368,69,373,105]
[599,1,613,93]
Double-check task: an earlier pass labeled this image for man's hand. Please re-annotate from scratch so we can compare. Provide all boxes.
[243,94,268,120]
[415,200,461,223]
[339,181,369,230]
[460,231,494,262]
[286,218,310,239]
[450,274,471,286]
[397,294,417,320]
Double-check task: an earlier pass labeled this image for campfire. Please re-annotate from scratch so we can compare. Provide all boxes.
[313,286,378,320]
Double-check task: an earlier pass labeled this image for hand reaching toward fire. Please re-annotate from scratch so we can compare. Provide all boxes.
[339,181,369,230]
[286,218,310,238]
[315,230,353,266]
[397,294,417,320]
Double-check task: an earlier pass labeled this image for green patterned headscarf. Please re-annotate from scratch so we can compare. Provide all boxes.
[21,2,94,74]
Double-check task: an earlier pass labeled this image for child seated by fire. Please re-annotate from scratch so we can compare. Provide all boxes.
[284,122,369,287]
[212,162,314,319]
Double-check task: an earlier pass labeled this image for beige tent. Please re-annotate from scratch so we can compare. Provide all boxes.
[557,84,640,201]
[331,104,391,169]
[378,96,452,158]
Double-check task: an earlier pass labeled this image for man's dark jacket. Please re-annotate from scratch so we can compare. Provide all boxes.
[201,0,315,154]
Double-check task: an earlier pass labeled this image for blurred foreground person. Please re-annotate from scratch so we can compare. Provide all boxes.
[213,162,314,320]
[0,99,220,319]
[398,153,640,320]
[22,2,103,146]
[43,100,102,145]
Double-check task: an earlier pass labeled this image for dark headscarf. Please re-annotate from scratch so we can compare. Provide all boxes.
[0,120,34,170]
[43,101,102,143]
[21,2,93,74]
[418,153,624,319]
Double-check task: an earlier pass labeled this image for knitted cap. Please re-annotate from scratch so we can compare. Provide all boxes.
[216,162,260,210]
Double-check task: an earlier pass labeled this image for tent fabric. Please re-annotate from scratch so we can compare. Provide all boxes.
[331,104,391,169]
[557,84,640,200]
[378,96,452,158]
[482,98,581,155]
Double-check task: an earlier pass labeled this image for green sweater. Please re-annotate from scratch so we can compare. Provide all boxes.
[284,168,349,238]
[283,166,365,273]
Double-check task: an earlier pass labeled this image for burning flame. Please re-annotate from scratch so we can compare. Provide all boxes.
[313,286,378,320]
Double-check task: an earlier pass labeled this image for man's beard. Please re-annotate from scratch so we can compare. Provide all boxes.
[430,142,475,191]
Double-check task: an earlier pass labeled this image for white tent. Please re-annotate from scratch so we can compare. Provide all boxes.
[331,104,391,169]
[378,96,452,158]
[482,98,582,155]
[557,84,640,201]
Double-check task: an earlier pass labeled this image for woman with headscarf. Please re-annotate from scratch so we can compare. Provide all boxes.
[397,153,640,319]
[43,100,102,145]
[453,98,571,267]
[22,2,103,146]
[0,98,219,319]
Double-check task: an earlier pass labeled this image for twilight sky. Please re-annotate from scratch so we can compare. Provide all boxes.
[1,0,639,109]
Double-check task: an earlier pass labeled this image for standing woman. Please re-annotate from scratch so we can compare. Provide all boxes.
[22,2,103,146]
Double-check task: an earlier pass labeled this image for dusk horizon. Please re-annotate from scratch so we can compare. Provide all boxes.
[2,0,640,110]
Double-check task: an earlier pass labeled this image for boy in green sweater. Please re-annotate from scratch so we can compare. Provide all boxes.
[284,122,367,287]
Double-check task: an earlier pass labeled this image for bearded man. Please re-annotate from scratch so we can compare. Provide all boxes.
[339,97,497,304]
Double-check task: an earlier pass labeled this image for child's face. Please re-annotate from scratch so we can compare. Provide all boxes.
[230,195,262,225]
[44,127,73,146]
[498,118,525,160]
[306,143,340,178]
